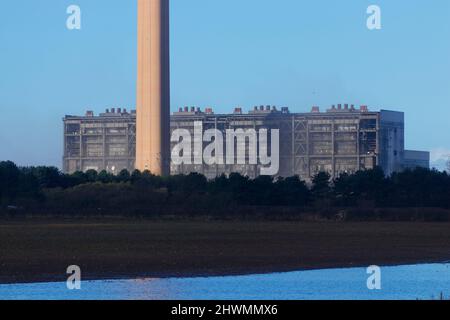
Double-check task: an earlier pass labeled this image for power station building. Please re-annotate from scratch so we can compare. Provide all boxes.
[63,108,137,175]
[63,105,429,180]
[63,1,430,180]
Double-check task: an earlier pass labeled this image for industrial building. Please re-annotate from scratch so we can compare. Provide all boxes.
[63,105,429,181]
[403,150,431,170]
[63,108,136,175]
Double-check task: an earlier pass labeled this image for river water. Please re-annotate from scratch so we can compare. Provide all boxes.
[1,263,449,300]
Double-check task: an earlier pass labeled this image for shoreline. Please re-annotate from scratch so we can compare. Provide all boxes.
[2,259,450,286]
[1,220,450,285]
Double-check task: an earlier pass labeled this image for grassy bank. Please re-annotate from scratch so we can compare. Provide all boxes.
[1,220,449,284]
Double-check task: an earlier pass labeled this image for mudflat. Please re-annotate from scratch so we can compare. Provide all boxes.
[1,220,449,284]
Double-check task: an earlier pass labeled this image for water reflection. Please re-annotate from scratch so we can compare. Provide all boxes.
[1,263,449,300]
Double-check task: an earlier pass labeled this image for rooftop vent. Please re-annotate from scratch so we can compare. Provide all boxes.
[311,106,320,113]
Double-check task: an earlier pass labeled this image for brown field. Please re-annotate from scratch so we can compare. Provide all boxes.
[0,220,449,284]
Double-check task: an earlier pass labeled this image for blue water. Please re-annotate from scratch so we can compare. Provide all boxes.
[1,264,449,300]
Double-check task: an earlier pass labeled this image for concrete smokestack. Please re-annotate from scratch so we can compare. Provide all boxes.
[136,0,170,175]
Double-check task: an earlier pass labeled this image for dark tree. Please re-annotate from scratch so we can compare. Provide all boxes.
[97,170,114,183]
[68,171,88,187]
[85,170,98,183]
[117,169,131,182]
[311,172,332,200]
[275,176,310,206]
[169,173,207,195]
[1,160,450,220]
[0,161,21,202]
[130,170,142,184]
[26,166,62,189]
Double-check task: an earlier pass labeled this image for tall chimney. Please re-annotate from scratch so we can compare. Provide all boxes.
[136,0,170,175]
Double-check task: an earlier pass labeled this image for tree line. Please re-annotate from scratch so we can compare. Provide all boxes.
[1,160,449,220]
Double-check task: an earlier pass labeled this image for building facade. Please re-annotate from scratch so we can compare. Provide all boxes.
[63,105,428,180]
[403,150,430,170]
[63,109,136,175]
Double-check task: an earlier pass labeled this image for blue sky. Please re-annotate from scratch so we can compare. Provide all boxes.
[0,0,449,168]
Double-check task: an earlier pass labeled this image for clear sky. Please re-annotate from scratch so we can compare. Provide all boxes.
[0,0,449,168]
